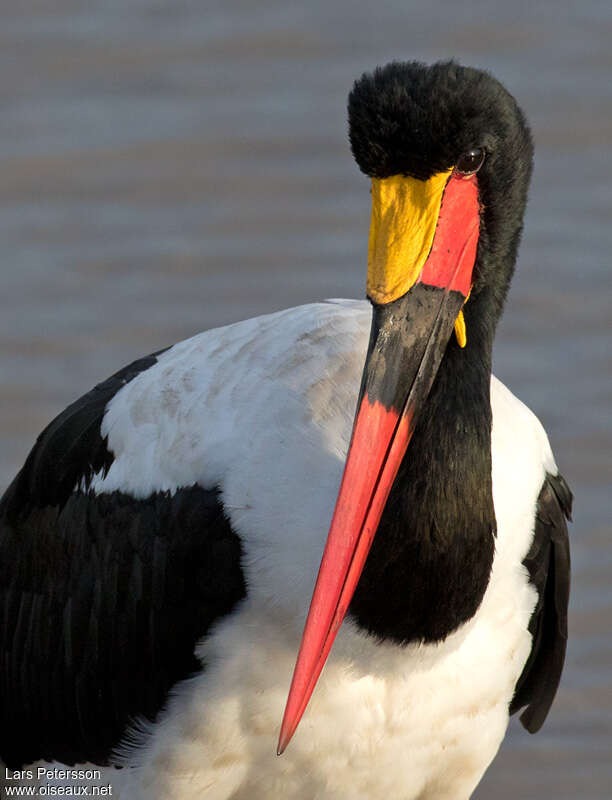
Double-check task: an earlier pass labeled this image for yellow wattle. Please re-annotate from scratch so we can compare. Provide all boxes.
[454,310,467,348]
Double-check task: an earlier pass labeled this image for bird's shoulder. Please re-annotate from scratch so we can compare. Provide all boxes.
[3,300,368,506]
[489,375,560,534]
[490,375,557,477]
[62,300,370,497]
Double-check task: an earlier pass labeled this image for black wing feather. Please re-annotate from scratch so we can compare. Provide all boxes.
[0,353,246,768]
[510,472,572,732]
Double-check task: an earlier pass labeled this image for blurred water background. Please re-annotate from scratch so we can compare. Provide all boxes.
[0,1,610,797]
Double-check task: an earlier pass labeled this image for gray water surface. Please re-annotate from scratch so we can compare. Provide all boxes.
[0,2,610,797]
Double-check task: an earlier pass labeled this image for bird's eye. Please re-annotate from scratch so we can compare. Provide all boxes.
[455,148,485,175]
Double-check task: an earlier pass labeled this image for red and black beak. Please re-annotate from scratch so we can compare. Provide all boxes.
[278,168,480,754]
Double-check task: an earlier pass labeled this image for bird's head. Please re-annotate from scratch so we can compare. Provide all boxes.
[350,59,533,322]
[279,60,534,754]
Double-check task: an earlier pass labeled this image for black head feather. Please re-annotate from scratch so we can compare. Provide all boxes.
[348,60,532,181]
[348,60,534,326]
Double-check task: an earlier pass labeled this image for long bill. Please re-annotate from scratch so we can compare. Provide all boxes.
[278,168,481,754]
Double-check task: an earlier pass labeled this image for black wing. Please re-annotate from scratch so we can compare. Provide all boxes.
[0,353,246,768]
[510,472,572,733]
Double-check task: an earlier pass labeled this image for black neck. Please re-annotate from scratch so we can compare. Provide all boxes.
[350,295,497,645]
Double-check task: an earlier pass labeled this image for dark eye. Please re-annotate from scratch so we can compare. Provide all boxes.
[456,148,485,175]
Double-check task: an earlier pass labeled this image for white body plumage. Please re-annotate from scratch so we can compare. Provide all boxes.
[24,300,556,799]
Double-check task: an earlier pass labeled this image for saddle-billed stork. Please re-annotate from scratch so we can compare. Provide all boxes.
[0,60,571,799]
